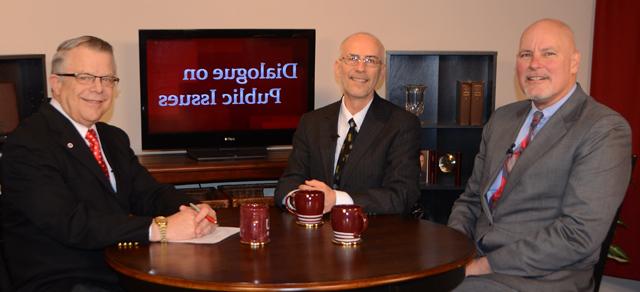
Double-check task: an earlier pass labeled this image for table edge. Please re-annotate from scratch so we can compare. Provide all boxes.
[106,245,474,291]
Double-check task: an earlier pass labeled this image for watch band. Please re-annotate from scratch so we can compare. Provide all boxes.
[154,216,168,243]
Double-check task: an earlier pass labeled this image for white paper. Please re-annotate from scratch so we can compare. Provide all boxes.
[170,226,239,244]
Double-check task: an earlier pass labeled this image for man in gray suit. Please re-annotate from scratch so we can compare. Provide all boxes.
[449,19,631,291]
[275,32,421,215]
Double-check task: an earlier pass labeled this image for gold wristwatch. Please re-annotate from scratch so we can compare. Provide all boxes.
[154,216,168,243]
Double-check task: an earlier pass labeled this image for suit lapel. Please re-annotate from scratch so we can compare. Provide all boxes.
[339,95,388,185]
[98,124,131,208]
[42,104,114,193]
[320,102,340,182]
[502,90,585,197]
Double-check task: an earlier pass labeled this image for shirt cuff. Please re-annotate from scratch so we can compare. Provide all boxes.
[335,190,354,205]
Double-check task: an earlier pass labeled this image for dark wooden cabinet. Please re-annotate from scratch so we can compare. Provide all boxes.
[386,51,497,223]
[137,149,290,184]
[137,149,290,208]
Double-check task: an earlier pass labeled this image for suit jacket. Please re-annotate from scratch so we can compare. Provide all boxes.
[1,102,190,292]
[448,84,632,291]
[275,94,421,215]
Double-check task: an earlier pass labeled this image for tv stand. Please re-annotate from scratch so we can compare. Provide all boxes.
[137,149,290,184]
[187,147,268,161]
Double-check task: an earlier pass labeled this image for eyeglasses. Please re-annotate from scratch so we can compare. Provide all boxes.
[54,72,120,87]
[340,54,383,66]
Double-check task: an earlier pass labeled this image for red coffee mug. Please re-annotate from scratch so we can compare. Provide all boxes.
[240,203,270,246]
[285,190,324,227]
[331,204,368,245]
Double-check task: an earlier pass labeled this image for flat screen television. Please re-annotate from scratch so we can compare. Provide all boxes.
[0,54,47,142]
[139,29,315,160]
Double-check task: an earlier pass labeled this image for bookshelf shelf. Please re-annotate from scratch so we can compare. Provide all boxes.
[386,51,497,223]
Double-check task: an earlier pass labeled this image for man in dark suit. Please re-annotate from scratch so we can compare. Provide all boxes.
[1,36,217,292]
[275,32,421,215]
[448,19,632,291]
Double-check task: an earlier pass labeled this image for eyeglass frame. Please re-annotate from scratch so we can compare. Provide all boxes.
[339,54,383,66]
[54,72,120,87]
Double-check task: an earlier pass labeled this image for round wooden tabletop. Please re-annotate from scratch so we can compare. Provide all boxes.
[105,207,475,291]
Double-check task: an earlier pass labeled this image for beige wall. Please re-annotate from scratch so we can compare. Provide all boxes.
[1,0,595,153]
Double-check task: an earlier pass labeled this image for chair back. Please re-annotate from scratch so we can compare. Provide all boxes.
[593,154,636,291]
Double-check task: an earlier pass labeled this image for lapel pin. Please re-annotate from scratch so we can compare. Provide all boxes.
[67,142,74,149]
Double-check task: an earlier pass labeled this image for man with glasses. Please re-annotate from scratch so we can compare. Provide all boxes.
[1,36,217,292]
[275,32,421,215]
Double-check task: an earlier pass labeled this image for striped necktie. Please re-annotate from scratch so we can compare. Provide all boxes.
[490,111,543,209]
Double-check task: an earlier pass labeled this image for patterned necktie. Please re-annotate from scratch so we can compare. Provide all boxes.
[490,111,543,209]
[86,128,110,179]
[333,118,358,188]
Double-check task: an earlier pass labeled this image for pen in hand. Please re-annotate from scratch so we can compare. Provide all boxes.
[189,203,218,224]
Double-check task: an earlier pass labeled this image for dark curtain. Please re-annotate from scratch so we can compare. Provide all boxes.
[591,0,640,280]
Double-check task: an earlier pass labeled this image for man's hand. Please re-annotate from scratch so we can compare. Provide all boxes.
[151,205,217,242]
[298,179,336,213]
[465,256,492,276]
[192,203,217,237]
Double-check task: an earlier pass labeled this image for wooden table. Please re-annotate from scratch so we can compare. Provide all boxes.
[105,208,475,291]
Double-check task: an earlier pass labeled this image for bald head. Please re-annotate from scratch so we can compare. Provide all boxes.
[516,18,581,109]
[521,18,577,53]
[339,32,385,62]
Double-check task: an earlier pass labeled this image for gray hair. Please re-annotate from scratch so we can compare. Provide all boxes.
[51,35,114,73]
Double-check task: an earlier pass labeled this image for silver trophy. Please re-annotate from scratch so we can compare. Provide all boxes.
[404,84,426,116]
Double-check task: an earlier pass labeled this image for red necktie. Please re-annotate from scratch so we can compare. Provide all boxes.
[86,128,110,179]
[490,111,543,209]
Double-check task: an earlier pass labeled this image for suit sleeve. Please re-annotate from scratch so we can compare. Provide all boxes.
[275,114,311,208]
[1,127,189,249]
[348,114,421,215]
[486,115,632,276]
[448,116,493,237]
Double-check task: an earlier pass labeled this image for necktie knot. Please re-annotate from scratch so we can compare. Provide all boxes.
[86,128,99,141]
[531,111,543,129]
[348,118,357,129]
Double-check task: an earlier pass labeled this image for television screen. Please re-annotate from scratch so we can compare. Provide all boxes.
[139,29,315,155]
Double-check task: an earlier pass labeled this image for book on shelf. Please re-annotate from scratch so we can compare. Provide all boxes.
[470,81,485,126]
[457,81,472,126]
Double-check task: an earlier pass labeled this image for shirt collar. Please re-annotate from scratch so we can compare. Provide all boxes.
[531,83,576,118]
[50,98,95,139]
[338,96,374,130]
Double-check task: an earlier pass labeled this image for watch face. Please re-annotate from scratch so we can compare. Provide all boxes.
[155,216,167,225]
[438,153,457,173]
